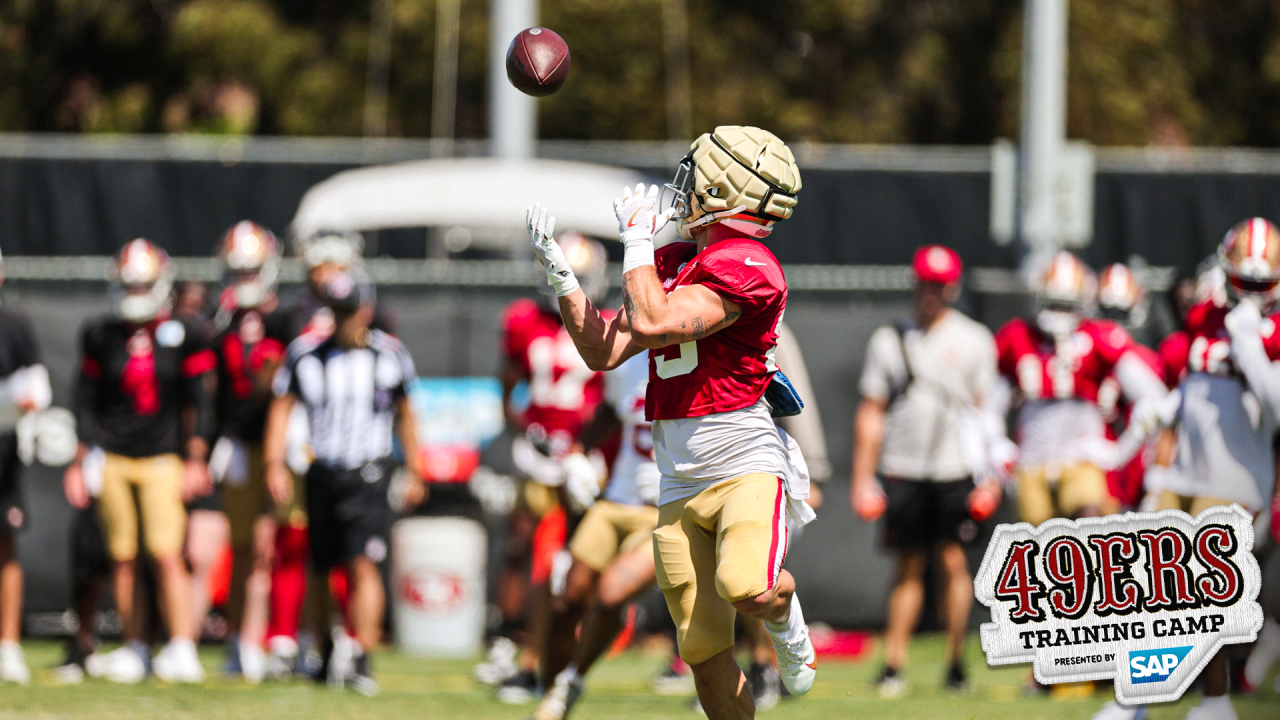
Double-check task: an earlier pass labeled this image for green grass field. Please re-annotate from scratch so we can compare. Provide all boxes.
[0,634,1276,720]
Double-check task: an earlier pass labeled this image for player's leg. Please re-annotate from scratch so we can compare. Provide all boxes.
[655,487,750,720]
[92,456,148,684]
[185,507,229,641]
[1060,463,1107,520]
[881,549,927,674]
[574,539,657,673]
[0,528,26,685]
[57,504,110,683]
[714,474,815,699]
[541,557,599,687]
[142,455,203,683]
[938,541,972,685]
[266,471,309,677]
[1016,467,1054,526]
[876,476,930,693]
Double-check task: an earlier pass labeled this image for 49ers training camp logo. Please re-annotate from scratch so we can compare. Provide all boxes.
[975,505,1263,704]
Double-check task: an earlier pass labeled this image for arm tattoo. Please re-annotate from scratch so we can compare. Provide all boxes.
[691,316,706,339]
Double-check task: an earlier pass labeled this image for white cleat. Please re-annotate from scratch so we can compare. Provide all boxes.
[239,641,267,685]
[266,636,299,681]
[0,641,30,685]
[475,636,520,686]
[153,639,206,684]
[1184,701,1237,720]
[770,624,816,696]
[326,630,355,690]
[1091,701,1147,720]
[530,668,583,720]
[86,646,147,685]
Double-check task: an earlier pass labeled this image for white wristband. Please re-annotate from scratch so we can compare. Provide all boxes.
[622,237,655,274]
[546,267,580,298]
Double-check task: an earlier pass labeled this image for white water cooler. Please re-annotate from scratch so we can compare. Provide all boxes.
[391,516,487,656]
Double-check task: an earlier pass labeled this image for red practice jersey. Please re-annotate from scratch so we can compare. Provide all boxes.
[501,298,604,439]
[1098,343,1164,507]
[1158,330,1191,389]
[1169,299,1280,377]
[645,239,787,421]
[995,317,1137,404]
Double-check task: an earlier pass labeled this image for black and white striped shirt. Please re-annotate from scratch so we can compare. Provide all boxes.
[273,330,416,470]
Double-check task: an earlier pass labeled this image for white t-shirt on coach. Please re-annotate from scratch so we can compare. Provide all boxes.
[859,309,997,481]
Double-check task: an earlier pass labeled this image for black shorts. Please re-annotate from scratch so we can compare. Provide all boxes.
[185,485,223,513]
[305,459,395,573]
[0,432,25,533]
[882,476,982,549]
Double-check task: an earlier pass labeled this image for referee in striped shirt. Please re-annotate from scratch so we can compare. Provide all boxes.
[264,267,426,694]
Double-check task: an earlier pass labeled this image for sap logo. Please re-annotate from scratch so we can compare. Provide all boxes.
[1129,646,1193,684]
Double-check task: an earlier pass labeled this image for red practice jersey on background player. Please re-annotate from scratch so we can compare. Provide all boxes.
[1158,329,1192,389]
[1170,299,1280,376]
[1097,343,1165,507]
[995,317,1139,403]
[646,239,787,421]
[502,298,605,440]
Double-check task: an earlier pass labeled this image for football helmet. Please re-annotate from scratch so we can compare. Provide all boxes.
[662,126,801,240]
[1031,251,1096,336]
[293,228,364,270]
[1096,263,1148,328]
[111,239,174,323]
[1218,217,1280,309]
[218,221,280,309]
[1194,255,1227,307]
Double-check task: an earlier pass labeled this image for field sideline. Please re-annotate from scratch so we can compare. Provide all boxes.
[0,634,1276,719]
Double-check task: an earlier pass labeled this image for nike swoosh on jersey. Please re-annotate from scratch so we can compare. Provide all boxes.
[744,257,768,266]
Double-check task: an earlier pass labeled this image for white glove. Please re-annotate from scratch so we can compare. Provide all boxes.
[613,184,673,273]
[1225,298,1264,339]
[526,204,579,297]
[562,452,602,513]
[1081,436,1123,471]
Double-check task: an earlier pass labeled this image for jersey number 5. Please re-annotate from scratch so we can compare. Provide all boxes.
[654,341,698,379]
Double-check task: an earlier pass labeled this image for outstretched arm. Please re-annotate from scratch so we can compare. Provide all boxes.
[526,204,644,372]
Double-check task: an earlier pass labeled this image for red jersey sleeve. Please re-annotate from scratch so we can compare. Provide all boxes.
[500,298,540,371]
[655,242,697,286]
[1158,331,1191,388]
[994,318,1030,380]
[1262,313,1280,361]
[690,241,785,314]
[1086,320,1134,368]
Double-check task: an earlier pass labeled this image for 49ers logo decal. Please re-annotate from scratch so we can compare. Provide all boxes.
[975,506,1262,704]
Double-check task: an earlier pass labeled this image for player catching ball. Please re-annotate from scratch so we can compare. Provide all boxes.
[528,126,815,719]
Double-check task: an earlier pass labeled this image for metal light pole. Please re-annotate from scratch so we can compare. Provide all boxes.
[431,0,461,157]
[1019,0,1068,268]
[489,0,537,159]
[364,0,395,139]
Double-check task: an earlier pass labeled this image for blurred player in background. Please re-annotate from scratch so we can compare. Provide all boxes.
[265,267,426,696]
[530,351,659,720]
[993,251,1165,529]
[63,239,215,684]
[1094,263,1164,514]
[210,222,289,682]
[852,245,1007,697]
[529,125,818,720]
[264,228,370,679]
[171,280,230,651]
[478,232,608,701]
[1096,219,1280,720]
[0,249,53,684]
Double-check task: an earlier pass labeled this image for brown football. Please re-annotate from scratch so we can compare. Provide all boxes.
[506,27,571,97]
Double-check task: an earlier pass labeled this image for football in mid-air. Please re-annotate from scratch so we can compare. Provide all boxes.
[506,27,571,97]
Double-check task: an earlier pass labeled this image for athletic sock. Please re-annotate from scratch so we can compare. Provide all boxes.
[267,526,308,641]
[765,593,807,645]
[1198,695,1233,711]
